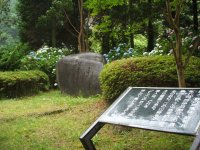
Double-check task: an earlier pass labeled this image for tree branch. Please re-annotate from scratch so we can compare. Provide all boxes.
[175,4,181,25]
[165,0,176,29]
[66,28,78,38]
[63,9,79,34]
[166,36,178,65]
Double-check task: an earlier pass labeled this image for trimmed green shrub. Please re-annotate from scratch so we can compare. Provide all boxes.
[0,70,50,98]
[100,56,200,101]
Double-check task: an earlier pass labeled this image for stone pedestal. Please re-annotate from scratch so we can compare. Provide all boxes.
[56,53,104,96]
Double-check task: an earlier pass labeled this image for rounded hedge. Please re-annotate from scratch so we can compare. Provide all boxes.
[100,56,200,101]
[0,70,50,98]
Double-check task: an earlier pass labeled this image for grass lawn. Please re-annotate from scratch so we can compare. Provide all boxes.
[0,90,194,150]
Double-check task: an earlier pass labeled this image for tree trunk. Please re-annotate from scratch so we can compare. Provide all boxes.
[73,0,79,28]
[102,32,110,54]
[176,64,186,87]
[147,19,154,52]
[51,20,56,47]
[78,0,88,53]
[147,0,154,52]
[165,0,186,88]
[175,28,186,87]
[192,0,198,31]
[128,0,134,48]
[130,34,134,48]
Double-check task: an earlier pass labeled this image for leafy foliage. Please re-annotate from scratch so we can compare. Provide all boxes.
[37,0,74,47]
[85,0,125,15]
[100,56,200,101]
[0,43,30,71]
[17,0,79,49]
[0,0,11,32]
[85,0,164,54]
[134,34,148,52]
[0,0,19,45]
[17,0,52,48]
[0,70,49,98]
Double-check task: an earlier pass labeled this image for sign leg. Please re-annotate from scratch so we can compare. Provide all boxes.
[190,132,200,150]
[80,121,105,150]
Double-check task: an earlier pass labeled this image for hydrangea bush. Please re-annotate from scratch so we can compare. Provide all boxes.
[103,43,140,63]
[182,26,200,56]
[104,42,166,63]
[145,26,200,57]
[103,26,199,62]
[143,43,165,56]
[20,45,72,87]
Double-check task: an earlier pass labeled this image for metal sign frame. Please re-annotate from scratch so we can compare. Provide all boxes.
[80,87,200,150]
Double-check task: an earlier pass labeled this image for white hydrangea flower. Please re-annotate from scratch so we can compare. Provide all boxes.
[143,52,149,56]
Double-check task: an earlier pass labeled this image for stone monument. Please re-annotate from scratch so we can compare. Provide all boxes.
[56,52,105,96]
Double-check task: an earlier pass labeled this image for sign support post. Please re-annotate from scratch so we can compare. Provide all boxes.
[80,121,105,150]
[190,130,200,150]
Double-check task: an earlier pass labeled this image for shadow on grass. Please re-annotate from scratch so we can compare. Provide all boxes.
[0,108,69,123]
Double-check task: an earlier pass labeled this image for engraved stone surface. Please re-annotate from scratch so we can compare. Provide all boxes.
[99,87,200,135]
[56,53,104,96]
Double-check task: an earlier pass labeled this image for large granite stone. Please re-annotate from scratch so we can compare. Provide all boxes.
[56,53,105,96]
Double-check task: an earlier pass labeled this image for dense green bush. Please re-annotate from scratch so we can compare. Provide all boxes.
[100,56,200,101]
[0,70,49,98]
[0,43,30,71]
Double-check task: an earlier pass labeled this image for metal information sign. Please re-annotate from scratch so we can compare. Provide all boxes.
[80,87,200,150]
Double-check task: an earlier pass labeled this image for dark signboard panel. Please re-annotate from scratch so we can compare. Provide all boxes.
[80,87,200,150]
[99,87,200,135]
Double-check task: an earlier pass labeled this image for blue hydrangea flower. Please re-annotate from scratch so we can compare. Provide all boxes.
[29,51,35,56]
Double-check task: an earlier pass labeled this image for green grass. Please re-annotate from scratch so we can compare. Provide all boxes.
[0,90,194,150]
